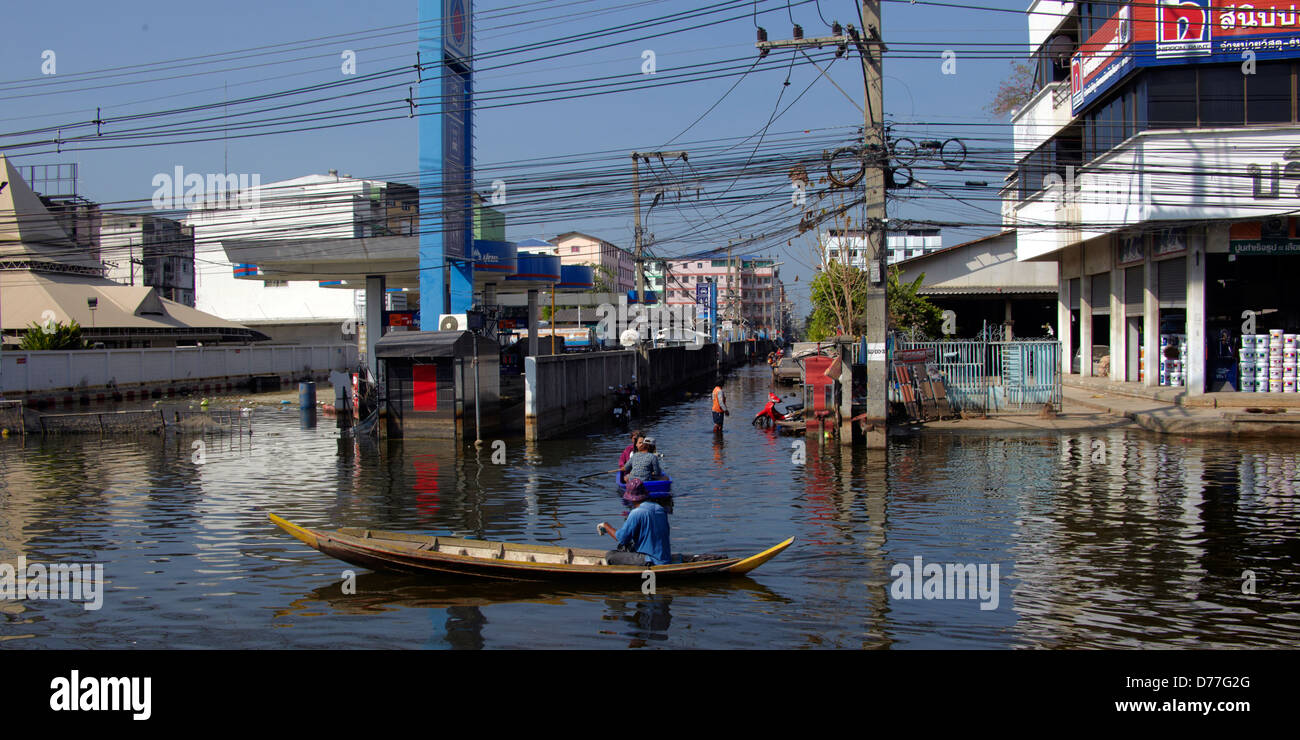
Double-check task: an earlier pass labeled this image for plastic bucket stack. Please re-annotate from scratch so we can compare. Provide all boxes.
[1240,331,1300,392]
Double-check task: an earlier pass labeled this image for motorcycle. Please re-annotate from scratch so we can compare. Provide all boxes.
[753,392,802,427]
[610,383,640,426]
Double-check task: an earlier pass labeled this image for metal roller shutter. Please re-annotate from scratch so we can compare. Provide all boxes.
[1157,257,1186,304]
[1125,265,1144,308]
[1090,273,1111,313]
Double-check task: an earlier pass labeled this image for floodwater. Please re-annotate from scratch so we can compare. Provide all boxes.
[1,364,1298,649]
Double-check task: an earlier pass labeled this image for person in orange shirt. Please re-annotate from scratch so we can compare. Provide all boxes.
[711,377,729,432]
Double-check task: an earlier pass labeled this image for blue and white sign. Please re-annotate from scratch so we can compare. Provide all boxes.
[444,0,472,68]
[695,282,715,321]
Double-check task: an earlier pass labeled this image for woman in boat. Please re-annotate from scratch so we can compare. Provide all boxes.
[598,478,672,566]
[621,436,666,481]
[619,429,644,469]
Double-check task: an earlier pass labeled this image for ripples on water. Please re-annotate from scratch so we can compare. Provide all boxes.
[1,366,1298,648]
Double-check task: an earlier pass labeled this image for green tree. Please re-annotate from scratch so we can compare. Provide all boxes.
[587,262,617,294]
[887,266,943,336]
[19,319,89,350]
[806,263,869,341]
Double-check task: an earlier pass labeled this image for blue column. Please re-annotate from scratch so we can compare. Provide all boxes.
[418,0,475,321]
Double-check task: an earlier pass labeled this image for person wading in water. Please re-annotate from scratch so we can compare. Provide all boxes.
[711,378,729,433]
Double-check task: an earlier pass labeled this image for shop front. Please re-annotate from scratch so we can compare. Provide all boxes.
[1206,217,1300,394]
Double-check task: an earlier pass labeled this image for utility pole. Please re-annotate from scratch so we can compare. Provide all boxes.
[858,1,887,450]
[631,151,687,315]
[758,3,888,448]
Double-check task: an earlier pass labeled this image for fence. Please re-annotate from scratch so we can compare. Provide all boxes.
[1,344,356,395]
[23,406,253,435]
[893,339,1061,413]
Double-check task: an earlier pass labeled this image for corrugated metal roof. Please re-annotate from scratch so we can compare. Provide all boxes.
[919,285,1055,296]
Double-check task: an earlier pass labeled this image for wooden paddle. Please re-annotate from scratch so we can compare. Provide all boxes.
[576,467,622,482]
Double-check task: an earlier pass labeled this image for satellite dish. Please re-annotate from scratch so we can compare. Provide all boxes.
[1046,35,1074,66]
[620,329,641,348]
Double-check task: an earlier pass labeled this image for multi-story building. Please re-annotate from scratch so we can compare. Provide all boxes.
[551,232,635,293]
[822,228,944,268]
[656,253,784,336]
[1009,0,1300,393]
[183,171,418,345]
[100,213,196,306]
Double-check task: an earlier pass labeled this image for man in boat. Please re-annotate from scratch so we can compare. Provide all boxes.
[711,377,729,433]
[598,478,671,566]
[619,429,644,469]
[621,436,665,481]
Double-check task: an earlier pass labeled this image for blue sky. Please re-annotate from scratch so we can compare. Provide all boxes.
[1,0,1033,314]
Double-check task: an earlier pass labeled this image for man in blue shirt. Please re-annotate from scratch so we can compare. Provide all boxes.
[598,491,672,566]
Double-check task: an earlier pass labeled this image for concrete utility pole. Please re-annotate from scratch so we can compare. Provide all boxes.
[857,1,887,449]
[631,151,687,314]
[758,3,887,447]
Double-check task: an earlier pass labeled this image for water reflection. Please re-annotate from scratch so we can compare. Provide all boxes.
[1,367,1298,648]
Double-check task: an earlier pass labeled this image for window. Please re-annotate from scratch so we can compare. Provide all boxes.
[263,280,288,288]
[571,245,580,253]
[1148,67,1198,129]
[1080,2,1122,41]
[1248,61,1292,124]
[1198,65,1245,127]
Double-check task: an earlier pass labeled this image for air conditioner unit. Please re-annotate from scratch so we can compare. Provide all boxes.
[438,313,468,331]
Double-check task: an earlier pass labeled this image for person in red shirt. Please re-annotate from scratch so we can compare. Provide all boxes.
[619,429,644,468]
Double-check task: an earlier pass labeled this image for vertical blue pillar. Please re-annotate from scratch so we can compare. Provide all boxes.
[709,282,718,344]
[418,0,475,321]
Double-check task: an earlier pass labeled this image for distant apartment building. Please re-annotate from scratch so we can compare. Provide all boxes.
[551,232,635,293]
[99,213,196,306]
[183,171,419,345]
[656,253,783,333]
[822,228,943,268]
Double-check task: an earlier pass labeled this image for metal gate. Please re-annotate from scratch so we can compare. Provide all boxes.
[893,339,1061,413]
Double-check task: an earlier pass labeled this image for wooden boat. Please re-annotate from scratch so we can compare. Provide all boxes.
[616,471,672,498]
[269,513,792,582]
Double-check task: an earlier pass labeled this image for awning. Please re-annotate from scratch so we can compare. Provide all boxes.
[373,330,495,359]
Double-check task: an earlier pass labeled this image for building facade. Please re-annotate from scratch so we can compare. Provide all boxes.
[100,213,197,306]
[655,253,784,335]
[1010,0,1300,393]
[183,172,418,345]
[551,232,635,293]
[823,228,944,268]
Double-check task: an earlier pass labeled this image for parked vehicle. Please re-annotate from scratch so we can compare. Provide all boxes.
[772,356,802,385]
[1071,344,1111,375]
[609,383,639,426]
[753,391,802,427]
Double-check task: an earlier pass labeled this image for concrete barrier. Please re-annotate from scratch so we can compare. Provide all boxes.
[525,350,636,440]
[1,344,357,399]
[637,343,718,402]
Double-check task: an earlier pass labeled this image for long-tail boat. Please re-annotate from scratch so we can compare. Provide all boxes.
[269,513,792,583]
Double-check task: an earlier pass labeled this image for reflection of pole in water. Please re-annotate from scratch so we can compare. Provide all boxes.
[853,444,892,650]
[441,605,488,650]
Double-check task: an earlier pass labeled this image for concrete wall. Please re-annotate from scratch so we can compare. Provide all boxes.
[637,343,719,401]
[2,344,356,397]
[524,350,636,440]
[522,339,775,440]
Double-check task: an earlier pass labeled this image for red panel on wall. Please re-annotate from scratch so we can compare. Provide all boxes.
[804,356,835,413]
[413,364,438,411]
